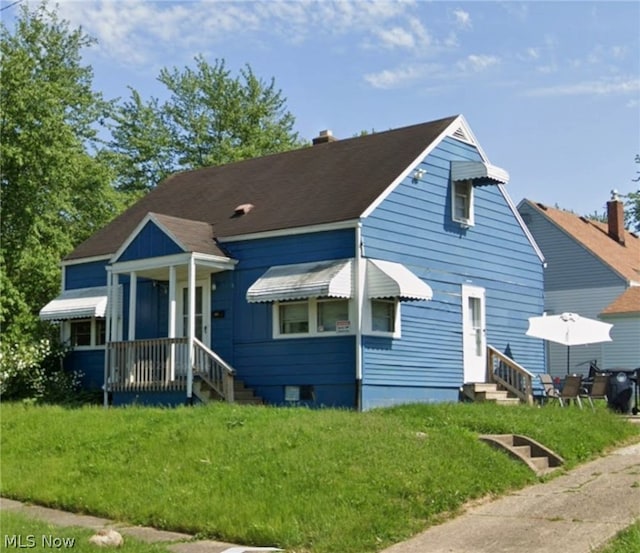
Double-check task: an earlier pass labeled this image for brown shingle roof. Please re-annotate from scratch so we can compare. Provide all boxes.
[150,213,226,257]
[66,116,458,261]
[600,286,640,316]
[522,200,640,284]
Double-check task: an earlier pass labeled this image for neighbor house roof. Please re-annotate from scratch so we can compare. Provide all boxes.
[520,200,640,284]
[66,116,461,261]
[600,286,640,316]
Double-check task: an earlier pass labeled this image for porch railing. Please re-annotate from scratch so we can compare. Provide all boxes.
[487,345,534,406]
[107,338,189,391]
[193,338,235,402]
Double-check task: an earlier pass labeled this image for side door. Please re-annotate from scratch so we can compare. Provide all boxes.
[462,284,486,383]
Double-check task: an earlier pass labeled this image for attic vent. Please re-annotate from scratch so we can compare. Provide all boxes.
[232,203,254,218]
[452,126,470,142]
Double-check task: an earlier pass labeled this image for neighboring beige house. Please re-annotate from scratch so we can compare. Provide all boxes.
[518,194,640,378]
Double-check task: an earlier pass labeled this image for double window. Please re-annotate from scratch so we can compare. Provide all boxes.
[275,299,352,338]
[275,298,400,338]
[67,318,106,348]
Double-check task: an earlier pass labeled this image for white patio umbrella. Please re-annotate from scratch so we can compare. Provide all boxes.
[526,312,613,375]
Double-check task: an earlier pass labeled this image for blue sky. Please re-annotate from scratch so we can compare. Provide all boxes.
[5,0,640,217]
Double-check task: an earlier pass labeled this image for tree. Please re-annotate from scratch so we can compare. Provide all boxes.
[0,2,127,341]
[108,56,304,192]
[624,154,640,232]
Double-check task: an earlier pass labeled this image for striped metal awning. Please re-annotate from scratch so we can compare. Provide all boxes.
[39,286,109,321]
[451,161,509,185]
[366,260,433,301]
[246,259,353,303]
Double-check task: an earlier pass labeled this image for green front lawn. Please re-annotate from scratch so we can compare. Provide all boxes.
[1,401,638,553]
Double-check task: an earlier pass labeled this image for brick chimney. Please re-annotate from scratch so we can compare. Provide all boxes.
[606,190,625,245]
[312,130,337,145]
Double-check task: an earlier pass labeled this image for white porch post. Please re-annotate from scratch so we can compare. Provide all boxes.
[186,256,195,402]
[128,271,137,341]
[103,269,113,408]
[354,222,365,411]
[168,265,177,381]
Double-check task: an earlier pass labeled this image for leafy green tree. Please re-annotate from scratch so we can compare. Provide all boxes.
[108,56,304,192]
[625,154,640,232]
[0,2,127,341]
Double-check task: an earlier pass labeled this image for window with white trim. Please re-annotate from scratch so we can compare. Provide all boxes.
[274,299,353,338]
[317,299,349,332]
[452,179,474,226]
[67,318,106,348]
[279,302,309,335]
[371,299,396,333]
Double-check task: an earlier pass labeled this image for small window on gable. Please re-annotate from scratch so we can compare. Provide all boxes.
[371,299,397,333]
[452,179,474,226]
[279,302,309,335]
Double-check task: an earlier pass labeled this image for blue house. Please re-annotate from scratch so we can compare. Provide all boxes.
[40,115,546,409]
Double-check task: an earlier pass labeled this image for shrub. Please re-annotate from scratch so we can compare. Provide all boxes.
[0,337,81,404]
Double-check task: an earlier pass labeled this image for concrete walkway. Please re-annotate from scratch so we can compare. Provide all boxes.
[2,427,639,553]
[382,439,640,553]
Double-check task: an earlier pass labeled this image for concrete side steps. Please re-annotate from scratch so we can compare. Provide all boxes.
[479,434,565,476]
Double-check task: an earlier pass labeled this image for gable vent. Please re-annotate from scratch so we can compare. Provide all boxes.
[452,126,471,142]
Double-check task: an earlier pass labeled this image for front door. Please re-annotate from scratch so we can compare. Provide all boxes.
[177,280,210,345]
[462,284,486,382]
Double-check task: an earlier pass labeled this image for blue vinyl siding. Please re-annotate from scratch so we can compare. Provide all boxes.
[361,137,545,407]
[65,260,108,289]
[117,221,183,262]
[217,229,357,406]
[64,350,105,390]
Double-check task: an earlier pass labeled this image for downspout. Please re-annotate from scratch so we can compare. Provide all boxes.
[355,222,365,411]
[186,255,195,404]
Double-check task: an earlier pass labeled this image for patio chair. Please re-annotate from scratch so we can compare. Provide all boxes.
[539,374,562,405]
[540,374,584,408]
[580,374,608,411]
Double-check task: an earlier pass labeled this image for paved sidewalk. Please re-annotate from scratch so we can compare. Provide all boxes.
[0,497,281,553]
[381,440,640,553]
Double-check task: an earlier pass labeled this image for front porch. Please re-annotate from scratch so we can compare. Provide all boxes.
[106,337,240,403]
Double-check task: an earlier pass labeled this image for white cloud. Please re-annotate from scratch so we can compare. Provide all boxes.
[457,54,500,73]
[526,77,640,97]
[375,26,416,49]
[364,64,430,89]
[453,8,471,29]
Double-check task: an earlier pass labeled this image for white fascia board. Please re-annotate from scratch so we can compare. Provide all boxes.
[498,186,545,263]
[62,254,112,267]
[192,252,237,270]
[219,219,359,243]
[110,252,236,275]
[361,115,468,219]
[110,212,185,263]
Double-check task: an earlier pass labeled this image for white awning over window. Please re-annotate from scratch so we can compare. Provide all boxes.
[451,161,509,185]
[39,286,109,321]
[367,260,433,301]
[246,259,353,303]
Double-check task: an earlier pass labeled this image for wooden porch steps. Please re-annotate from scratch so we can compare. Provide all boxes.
[194,376,263,406]
[462,383,521,405]
[479,434,564,476]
